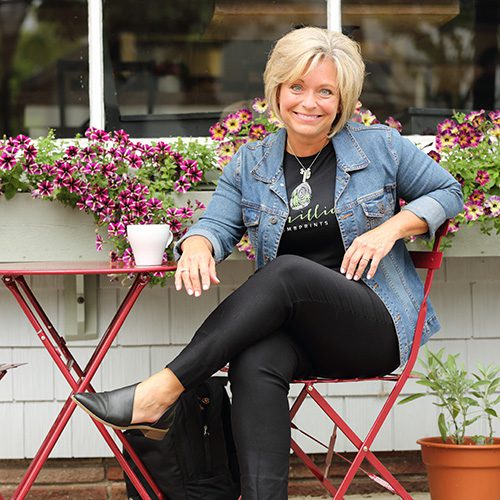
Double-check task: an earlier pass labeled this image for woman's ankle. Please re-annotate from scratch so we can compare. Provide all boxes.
[131,369,184,423]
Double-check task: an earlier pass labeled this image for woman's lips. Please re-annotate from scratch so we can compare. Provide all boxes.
[293,111,322,121]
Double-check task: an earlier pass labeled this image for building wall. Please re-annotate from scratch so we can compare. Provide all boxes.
[0,256,499,459]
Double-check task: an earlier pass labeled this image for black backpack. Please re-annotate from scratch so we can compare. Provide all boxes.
[123,377,240,500]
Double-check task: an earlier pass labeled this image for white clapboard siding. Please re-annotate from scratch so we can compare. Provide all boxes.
[23,402,73,458]
[0,402,25,458]
[0,257,499,458]
[0,348,13,402]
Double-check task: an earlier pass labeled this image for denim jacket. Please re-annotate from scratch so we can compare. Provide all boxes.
[175,122,463,365]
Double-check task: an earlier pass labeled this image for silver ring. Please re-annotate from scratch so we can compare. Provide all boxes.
[361,258,370,262]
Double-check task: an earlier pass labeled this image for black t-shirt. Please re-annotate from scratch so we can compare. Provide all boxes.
[277,142,345,270]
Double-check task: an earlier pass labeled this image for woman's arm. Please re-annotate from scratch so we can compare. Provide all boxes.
[342,128,463,281]
[173,151,247,296]
[341,209,428,281]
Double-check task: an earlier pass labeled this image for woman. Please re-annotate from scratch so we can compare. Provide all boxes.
[74,27,463,498]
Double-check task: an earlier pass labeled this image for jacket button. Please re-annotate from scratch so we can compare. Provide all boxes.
[270,217,277,224]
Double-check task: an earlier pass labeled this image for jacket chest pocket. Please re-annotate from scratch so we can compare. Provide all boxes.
[359,189,395,230]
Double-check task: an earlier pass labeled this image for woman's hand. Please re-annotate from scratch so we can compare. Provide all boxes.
[175,236,220,296]
[341,211,428,281]
[341,225,398,281]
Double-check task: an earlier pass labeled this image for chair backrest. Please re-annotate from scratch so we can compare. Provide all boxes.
[402,220,449,375]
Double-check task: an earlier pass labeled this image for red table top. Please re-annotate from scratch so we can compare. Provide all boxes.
[0,261,177,276]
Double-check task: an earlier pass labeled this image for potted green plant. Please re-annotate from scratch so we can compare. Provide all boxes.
[400,348,500,500]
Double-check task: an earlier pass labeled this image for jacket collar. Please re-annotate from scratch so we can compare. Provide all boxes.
[332,123,370,172]
[250,123,370,183]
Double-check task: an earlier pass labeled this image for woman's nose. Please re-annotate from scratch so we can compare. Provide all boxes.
[302,91,317,109]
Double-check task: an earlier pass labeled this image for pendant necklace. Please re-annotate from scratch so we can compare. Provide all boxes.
[288,141,326,211]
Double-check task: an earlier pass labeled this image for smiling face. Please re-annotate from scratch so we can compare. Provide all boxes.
[278,57,340,151]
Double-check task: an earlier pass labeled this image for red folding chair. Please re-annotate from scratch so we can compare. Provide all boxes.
[289,221,449,499]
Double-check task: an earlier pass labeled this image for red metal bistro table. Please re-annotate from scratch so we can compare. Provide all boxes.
[0,261,176,500]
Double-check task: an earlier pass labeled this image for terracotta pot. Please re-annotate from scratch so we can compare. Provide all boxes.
[417,436,500,500]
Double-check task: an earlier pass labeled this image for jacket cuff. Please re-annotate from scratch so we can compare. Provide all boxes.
[402,195,446,240]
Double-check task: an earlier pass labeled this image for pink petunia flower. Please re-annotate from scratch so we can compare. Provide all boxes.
[435,132,458,151]
[223,114,242,134]
[0,153,16,171]
[475,170,490,186]
[112,129,130,144]
[174,175,191,193]
[488,110,500,125]
[65,145,79,157]
[468,189,485,205]
[95,234,103,252]
[465,110,485,128]
[185,166,203,183]
[23,144,37,160]
[464,202,485,221]
[359,110,379,126]
[121,247,134,265]
[154,141,172,156]
[128,154,143,169]
[37,181,54,197]
[484,196,500,216]
[448,219,460,233]
[385,117,402,132]
[209,123,226,141]
[86,128,111,142]
[237,108,253,124]
[13,135,31,148]
[147,198,163,211]
[216,141,235,157]
[437,119,458,134]
[168,218,183,233]
[217,155,232,169]
[427,150,441,163]
[252,97,268,114]
[177,207,194,219]
[249,124,267,140]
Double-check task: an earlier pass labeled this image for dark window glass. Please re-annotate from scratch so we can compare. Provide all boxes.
[344,0,499,133]
[102,0,327,137]
[0,0,88,138]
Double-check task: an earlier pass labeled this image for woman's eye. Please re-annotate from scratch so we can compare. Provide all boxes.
[290,84,302,92]
[319,88,333,96]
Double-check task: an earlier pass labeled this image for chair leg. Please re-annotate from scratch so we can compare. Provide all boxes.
[291,439,341,498]
[323,424,338,481]
[290,382,414,499]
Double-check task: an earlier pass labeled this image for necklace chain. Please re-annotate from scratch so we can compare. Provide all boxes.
[287,142,325,182]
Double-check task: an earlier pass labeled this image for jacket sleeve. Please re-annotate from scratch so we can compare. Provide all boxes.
[390,128,463,239]
[173,150,246,263]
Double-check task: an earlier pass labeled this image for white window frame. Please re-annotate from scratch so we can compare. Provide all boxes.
[86,0,342,131]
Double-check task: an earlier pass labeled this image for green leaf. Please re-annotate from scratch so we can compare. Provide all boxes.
[464,415,481,426]
[398,393,426,404]
[438,413,448,442]
[485,408,498,417]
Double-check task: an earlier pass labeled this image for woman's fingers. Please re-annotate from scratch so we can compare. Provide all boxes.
[175,256,218,296]
[341,227,396,281]
[209,258,220,285]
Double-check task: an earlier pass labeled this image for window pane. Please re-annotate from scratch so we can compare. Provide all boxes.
[343,0,499,133]
[0,0,89,138]
[103,0,327,137]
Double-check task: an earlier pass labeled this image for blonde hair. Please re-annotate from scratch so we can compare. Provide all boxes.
[264,27,365,137]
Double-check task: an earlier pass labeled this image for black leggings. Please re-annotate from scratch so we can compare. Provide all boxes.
[167,255,400,499]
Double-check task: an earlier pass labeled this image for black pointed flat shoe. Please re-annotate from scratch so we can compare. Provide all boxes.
[72,383,177,440]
